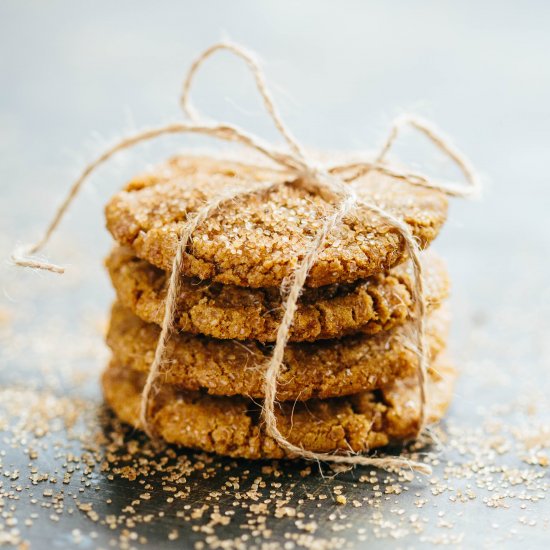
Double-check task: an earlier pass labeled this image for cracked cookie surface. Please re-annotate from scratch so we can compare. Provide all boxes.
[106,247,449,343]
[106,302,448,401]
[102,355,455,459]
[105,155,448,288]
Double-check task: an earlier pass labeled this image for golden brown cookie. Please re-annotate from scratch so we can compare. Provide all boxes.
[106,247,449,343]
[106,302,449,401]
[102,355,455,459]
[105,156,448,288]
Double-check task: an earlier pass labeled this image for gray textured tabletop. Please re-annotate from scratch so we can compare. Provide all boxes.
[1,2,549,548]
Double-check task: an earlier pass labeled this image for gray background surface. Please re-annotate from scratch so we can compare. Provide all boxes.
[1,1,549,548]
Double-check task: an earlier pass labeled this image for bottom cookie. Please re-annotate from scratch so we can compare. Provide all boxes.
[102,357,456,460]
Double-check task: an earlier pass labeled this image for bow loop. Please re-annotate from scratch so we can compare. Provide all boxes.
[180,41,309,163]
[376,114,481,197]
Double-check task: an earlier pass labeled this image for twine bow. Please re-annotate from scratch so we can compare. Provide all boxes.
[12,42,480,475]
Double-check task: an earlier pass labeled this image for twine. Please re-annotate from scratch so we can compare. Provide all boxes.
[12,42,480,475]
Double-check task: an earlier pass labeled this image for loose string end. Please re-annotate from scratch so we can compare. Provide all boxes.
[412,462,432,476]
[332,453,433,476]
[293,447,433,476]
[11,245,65,274]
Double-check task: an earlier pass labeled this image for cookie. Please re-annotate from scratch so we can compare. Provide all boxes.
[106,247,449,342]
[105,155,448,288]
[102,355,455,459]
[106,302,449,401]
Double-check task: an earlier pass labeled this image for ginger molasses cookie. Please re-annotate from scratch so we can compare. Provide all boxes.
[105,156,449,288]
[106,247,449,342]
[102,356,455,459]
[106,302,449,401]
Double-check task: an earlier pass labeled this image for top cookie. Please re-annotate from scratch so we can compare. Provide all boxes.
[105,155,448,288]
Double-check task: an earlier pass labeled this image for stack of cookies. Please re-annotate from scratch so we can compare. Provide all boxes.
[102,156,455,459]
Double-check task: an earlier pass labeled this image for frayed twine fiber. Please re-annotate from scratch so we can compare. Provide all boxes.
[12,42,480,476]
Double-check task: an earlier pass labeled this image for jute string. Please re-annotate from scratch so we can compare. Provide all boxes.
[12,42,480,475]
